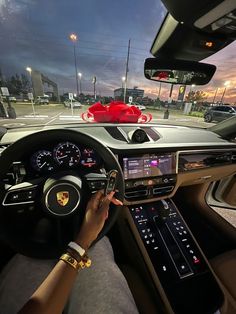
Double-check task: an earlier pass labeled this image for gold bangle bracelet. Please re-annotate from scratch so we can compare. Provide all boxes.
[60,253,81,271]
[60,253,91,271]
[67,248,92,268]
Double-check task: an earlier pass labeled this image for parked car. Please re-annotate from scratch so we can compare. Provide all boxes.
[64,99,83,108]
[8,96,17,103]
[35,96,49,105]
[127,102,146,110]
[204,105,236,122]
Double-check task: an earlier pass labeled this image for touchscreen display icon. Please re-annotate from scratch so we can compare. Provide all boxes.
[150,160,159,167]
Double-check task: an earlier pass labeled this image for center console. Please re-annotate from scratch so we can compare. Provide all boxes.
[121,153,177,200]
[129,200,224,314]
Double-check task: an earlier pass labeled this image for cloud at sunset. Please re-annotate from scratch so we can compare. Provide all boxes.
[0,0,235,104]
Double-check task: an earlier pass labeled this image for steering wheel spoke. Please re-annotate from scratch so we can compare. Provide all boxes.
[2,180,40,207]
[84,172,107,192]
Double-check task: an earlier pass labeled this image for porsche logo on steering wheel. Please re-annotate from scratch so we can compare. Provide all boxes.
[56,191,69,206]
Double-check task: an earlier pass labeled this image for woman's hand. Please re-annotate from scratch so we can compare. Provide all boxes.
[75,190,123,250]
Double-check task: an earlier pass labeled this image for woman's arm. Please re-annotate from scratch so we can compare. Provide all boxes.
[19,190,122,314]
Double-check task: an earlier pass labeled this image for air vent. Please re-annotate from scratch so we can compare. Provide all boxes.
[153,186,174,195]
[125,189,148,199]
[104,127,127,142]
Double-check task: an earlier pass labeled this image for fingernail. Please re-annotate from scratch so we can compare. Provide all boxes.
[104,211,109,220]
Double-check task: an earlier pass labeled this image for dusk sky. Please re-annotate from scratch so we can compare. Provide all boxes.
[0,0,235,103]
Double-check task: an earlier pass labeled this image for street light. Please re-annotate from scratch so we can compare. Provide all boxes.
[26,66,35,116]
[190,84,195,93]
[220,81,231,104]
[26,67,32,74]
[26,67,33,95]
[69,33,77,42]
[69,33,79,97]
[78,72,82,95]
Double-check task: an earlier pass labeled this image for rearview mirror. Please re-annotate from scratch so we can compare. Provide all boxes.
[144,58,216,85]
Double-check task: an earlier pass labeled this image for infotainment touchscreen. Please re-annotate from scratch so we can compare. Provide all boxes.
[123,154,175,180]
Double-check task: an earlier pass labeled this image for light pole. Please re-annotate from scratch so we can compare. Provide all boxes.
[78,72,82,95]
[189,84,196,110]
[92,76,97,100]
[26,66,35,116]
[121,76,125,89]
[26,67,33,93]
[220,81,230,104]
[123,39,131,103]
[158,82,162,99]
[69,33,79,97]
[190,84,195,93]
[212,88,218,104]
[164,83,173,119]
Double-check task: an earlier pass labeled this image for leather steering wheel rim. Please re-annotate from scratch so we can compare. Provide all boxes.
[0,129,124,258]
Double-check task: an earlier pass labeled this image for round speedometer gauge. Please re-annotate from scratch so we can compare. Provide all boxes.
[54,142,81,167]
[31,150,54,172]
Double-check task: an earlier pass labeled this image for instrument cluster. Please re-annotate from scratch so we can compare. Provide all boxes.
[30,142,101,172]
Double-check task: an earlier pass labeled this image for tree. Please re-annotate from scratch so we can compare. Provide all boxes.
[185,90,207,103]
[0,68,7,87]
[185,90,207,111]
[153,98,161,109]
[5,74,30,95]
[21,74,30,94]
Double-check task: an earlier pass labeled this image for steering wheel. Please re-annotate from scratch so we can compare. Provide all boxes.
[0,129,124,258]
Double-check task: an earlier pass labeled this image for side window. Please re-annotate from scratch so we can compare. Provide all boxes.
[221,106,232,112]
[222,107,232,112]
[220,106,228,112]
[220,106,226,112]
[213,107,222,111]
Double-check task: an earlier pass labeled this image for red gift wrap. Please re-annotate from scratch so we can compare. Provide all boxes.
[81,101,152,123]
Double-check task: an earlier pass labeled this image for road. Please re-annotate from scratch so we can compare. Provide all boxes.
[0,103,216,128]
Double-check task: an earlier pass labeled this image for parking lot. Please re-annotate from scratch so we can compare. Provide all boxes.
[0,103,216,128]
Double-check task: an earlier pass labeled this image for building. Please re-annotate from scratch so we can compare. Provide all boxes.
[31,70,59,100]
[114,87,144,101]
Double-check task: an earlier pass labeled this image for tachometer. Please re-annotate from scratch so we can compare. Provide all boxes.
[31,150,55,172]
[80,148,100,168]
[54,142,81,167]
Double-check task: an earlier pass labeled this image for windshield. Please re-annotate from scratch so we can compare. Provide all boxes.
[0,0,235,129]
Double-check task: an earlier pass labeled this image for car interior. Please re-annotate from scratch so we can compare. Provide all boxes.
[0,0,236,314]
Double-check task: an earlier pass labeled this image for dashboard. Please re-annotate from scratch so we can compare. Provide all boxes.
[0,124,236,199]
